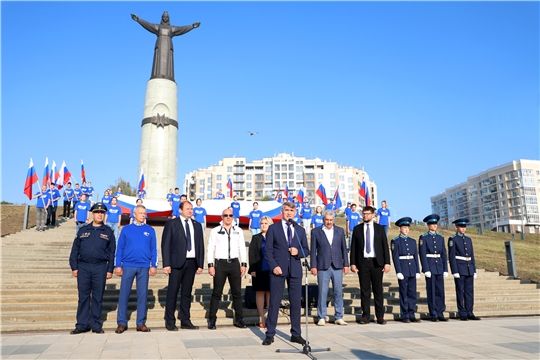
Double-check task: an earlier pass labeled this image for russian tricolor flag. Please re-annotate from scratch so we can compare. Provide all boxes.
[81,160,86,183]
[316,184,328,205]
[138,168,145,193]
[24,159,39,200]
[226,178,233,198]
[42,158,50,187]
[62,161,72,186]
[297,187,304,204]
[334,188,343,208]
[284,185,289,199]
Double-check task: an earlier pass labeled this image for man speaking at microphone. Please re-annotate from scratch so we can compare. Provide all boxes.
[262,202,310,346]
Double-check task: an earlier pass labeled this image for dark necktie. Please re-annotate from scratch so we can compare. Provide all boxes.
[287,222,292,247]
[185,219,192,252]
[366,224,371,254]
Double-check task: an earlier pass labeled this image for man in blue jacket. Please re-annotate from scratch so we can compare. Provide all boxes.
[114,205,158,333]
[310,211,349,326]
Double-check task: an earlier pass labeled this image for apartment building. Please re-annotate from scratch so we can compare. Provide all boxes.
[430,159,540,234]
[183,153,377,208]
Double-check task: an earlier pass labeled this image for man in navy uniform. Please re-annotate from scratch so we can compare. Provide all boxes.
[419,214,448,322]
[69,203,116,334]
[449,218,480,321]
[263,202,310,346]
[392,217,421,323]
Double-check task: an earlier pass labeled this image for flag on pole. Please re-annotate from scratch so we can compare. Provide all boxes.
[53,161,62,188]
[24,158,39,200]
[365,186,371,207]
[81,160,86,183]
[297,187,304,204]
[316,184,328,205]
[226,178,233,198]
[138,168,145,193]
[42,158,50,186]
[334,188,343,208]
[61,161,72,186]
[50,160,57,187]
[359,180,367,206]
[274,186,282,201]
[284,185,289,199]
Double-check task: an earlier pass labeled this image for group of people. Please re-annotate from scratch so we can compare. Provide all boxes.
[68,198,479,345]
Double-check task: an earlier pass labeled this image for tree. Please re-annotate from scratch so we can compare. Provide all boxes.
[261,195,272,201]
[110,177,136,196]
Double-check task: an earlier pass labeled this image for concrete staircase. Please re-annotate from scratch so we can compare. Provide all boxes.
[1,219,539,332]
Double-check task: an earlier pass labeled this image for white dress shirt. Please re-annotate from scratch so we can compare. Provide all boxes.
[322,225,334,246]
[363,221,375,258]
[180,215,196,259]
[207,225,247,263]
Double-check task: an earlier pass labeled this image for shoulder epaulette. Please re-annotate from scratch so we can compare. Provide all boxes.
[421,232,430,236]
[392,236,399,241]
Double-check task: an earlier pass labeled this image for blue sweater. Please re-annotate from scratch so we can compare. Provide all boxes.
[115,223,158,268]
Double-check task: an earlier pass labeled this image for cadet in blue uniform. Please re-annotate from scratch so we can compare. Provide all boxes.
[69,203,116,334]
[230,195,241,225]
[170,188,181,218]
[448,218,480,321]
[419,214,449,322]
[391,217,421,323]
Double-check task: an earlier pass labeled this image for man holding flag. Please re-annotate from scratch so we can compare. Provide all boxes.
[33,185,50,231]
[46,183,61,227]
[316,184,328,205]
[63,182,75,220]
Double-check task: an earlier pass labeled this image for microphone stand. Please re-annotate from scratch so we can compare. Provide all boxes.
[276,221,330,359]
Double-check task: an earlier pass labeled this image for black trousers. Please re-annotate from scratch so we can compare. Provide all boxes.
[358,258,385,319]
[165,258,197,325]
[63,201,71,218]
[208,259,243,321]
[46,206,57,226]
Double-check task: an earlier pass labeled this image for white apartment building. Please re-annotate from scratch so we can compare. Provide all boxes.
[183,153,377,208]
[430,159,540,234]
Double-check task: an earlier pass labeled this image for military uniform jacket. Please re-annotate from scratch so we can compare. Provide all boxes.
[391,236,420,277]
[448,234,476,276]
[419,232,448,275]
[69,223,116,273]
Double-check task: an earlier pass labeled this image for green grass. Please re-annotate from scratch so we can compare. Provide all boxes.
[334,217,540,283]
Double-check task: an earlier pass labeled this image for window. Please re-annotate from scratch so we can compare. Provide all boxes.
[235,175,243,181]
[330,182,336,187]
[289,173,294,179]
[306,182,315,188]
[275,173,280,180]
[275,182,280,188]
[307,190,315,197]
[348,177,353,183]
[247,191,252,197]
[247,174,252,180]
[266,175,272,181]
[296,174,304,180]
[339,175,344,181]
[498,175,503,181]
[296,166,303,172]
[217,183,222,189]
[256,182,263,189]
[318,174,323,179]
[227,167,232,172]
[330,173,335,179]
[234,183,244,190]
[217,175,222,181]
[256,191,263,198]
[255,174,263,181]
[289,164,294,171]
[199,179,205,185]
[246,182,252,189]
[289,181,294,187]
[266,167,271,172]
[234,166,243,173]
[306,173,314,180]
[281,165,287,171]
[348,194,354,199]
[282,173,287,179]
[339,184,344,189]
[207,177,212,184]
[274,165,280,171]
[207,186,212,191]
[199,187,204,193]
[348,185,353,191]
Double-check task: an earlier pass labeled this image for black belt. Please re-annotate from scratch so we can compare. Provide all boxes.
[216,258,238,263]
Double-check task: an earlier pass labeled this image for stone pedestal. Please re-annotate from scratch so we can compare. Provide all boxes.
[138,78,178,199]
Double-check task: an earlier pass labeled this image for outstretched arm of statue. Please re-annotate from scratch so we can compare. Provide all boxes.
[170,23,200,37]
[131,14,139,21]
[132,14,159,34]
[193,22,201,28]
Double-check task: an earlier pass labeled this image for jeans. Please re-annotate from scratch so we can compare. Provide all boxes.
[382,225,389,236]
[251,228,261,236]
[76,221,86,233]
[107,223,120,244]
[302,219,311,229]
[317,266,344,320]
[117,266,150,326]
[63,201,71,218]
[46,206,57,226]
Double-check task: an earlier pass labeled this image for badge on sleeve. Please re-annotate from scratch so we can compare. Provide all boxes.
[419,239,423,246]
[449,239,454,247]
[391,242,395,251]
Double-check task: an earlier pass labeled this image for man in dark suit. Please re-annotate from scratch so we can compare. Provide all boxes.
[262,202,310,346]
[350,205,391,325]
[162,201,205,330]
[310,211,349,326]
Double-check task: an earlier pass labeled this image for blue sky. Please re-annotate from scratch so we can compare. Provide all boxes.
[2,1,539,221]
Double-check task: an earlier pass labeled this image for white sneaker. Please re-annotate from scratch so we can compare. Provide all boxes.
[335,319,348,326]
[317,319,325,326]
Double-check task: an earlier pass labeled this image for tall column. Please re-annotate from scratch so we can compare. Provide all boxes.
[138,78,178,199]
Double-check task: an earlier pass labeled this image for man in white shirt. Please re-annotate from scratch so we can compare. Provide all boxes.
[206,207,247,329]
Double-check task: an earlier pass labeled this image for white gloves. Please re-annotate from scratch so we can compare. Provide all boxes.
[425,271,432,278]
[443,272,448,278]
[397,273,404,280]
[416,273,420,279]
[473,273,477,279]
[453,273,460,279]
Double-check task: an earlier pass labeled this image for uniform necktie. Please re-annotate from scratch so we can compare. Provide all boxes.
[366,224,371,254]
[185,219,192,252]
[287,222,292,247]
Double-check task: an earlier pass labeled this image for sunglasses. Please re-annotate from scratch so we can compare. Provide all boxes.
[222,214,234,218]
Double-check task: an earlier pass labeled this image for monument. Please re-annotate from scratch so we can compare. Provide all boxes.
[132,11,200,199]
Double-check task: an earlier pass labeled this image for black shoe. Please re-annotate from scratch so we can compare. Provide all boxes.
[468,315,481,321]
[431,318,439,322]
[234,320,247,328]
[262,336,274,346]
[180,321,199,330]
[460,317,469,321]
[70,327,90,335]
[358,317,369,325]
[165,324,178,331]
[290,335,306,345]
[208,321,216,330]
[438,317,448,322]
[402,318,411,323]
[115,325,127,334]
[410,318,421,323]
[92,329,104,334]
[377,318,387,325]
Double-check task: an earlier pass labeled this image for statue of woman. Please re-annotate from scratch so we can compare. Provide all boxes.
[131,12,200,81]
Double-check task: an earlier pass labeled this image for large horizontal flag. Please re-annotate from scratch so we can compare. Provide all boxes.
[226,178,233,198]
[334,188,343,208]
[24,158,39,200]
[316,184,328,205]
[81,160,86,183]
[138,168,145,193]
[42,158,50,187]
[297,187,304,204]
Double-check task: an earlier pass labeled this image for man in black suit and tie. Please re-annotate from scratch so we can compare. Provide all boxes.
[310,211,350,326]
[350,205,391,325]
[262,202,310,346]
[162,201,205,330]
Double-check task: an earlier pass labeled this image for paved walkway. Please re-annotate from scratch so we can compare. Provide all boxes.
[1,317,538,359]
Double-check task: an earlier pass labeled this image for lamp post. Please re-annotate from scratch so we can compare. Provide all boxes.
[517,180,525,240]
